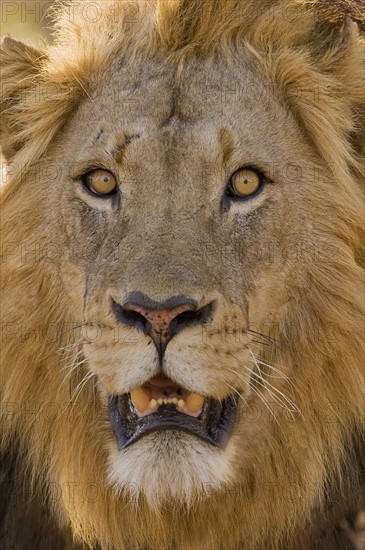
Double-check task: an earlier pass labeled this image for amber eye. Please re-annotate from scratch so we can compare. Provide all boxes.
[227,168,264,199]
[82,169,117,197]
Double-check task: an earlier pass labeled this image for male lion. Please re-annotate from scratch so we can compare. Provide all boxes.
[0,1,364,549]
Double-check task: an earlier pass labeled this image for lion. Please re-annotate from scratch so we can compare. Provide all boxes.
[0,0,364,548]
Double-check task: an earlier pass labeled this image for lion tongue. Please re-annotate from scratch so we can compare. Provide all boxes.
[130,386,204,418]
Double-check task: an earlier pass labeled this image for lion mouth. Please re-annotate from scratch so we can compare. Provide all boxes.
[109,374,237,449]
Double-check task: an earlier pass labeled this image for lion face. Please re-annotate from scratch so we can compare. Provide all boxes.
[42,57,323,505]
[1,1,364,548]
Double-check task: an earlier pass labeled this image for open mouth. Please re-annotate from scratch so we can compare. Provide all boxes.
[109,374,237,450]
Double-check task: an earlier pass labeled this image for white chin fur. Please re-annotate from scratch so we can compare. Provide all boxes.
[107,430,235,508]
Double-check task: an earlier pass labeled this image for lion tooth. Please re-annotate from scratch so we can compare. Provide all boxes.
[150,399,157,410]
[157,398,164,405]
[185,392,204,413]
[177,399,185,410]
[130,387,151,413]
[172,398,178,404]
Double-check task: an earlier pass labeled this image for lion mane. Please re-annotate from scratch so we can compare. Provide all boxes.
[0,1,364,549]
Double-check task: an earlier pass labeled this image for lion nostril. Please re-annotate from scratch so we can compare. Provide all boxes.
[172,303,213,333]
[112,301,150,332]
[123,309,147,327]
[174,310,198,328]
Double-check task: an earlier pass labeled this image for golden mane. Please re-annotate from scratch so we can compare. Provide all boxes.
[1,1,364,548]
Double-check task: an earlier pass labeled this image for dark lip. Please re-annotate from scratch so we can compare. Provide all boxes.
[109,393,237,450]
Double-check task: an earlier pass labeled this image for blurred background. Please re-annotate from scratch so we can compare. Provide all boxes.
[1,1,54,46]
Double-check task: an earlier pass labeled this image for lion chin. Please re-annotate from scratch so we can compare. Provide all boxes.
[1,0,365,549]
[107,431,235,508]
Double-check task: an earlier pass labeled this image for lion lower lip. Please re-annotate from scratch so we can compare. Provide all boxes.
[109,380,237,450]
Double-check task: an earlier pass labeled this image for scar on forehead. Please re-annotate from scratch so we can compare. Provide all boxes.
[108,132,141,163]
[90,129,141,162]
[92,128,104,145]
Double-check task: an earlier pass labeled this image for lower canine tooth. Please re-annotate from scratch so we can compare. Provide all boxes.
[130,387,151,413]
[185,392,204,413]
[150,399,157,410]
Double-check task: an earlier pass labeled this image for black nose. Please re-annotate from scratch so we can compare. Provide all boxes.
[112,293,213,357]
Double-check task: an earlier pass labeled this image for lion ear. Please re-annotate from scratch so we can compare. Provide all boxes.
[285,10,365,177]
[0,36,47,161]
[313,8,365,160]
[334,19,364,159]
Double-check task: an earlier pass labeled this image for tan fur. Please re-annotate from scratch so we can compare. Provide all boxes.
[1,1,364,549]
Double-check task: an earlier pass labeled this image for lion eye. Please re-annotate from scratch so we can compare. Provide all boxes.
[82,169,117,197]
[227,168,263,199]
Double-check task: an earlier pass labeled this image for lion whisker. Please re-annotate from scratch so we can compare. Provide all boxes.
[57,339,83,354]
[244,328,282,350]
[227,375,280,423]
[61,358,88,386]
[226,366,280,421]
[248,350,299,414]
[226,384,249,408]
[249,353,293,387]
[250,339,272,347]
[61,355,86,370]
[227,350,299,416]
[232,365,294,414]
[69,370,96,405]
[59,348,84,367]
[245,367,298,414]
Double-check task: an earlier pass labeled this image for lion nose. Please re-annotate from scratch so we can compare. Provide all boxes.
[112,294,213,356]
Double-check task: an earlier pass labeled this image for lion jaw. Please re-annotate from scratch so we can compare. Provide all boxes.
[107,429,237,508]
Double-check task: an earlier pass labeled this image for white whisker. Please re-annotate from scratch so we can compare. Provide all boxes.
[244,367,298,414]
[227,369,279,423]
[226,384,249,408]
[227,349,299,420]
[248,349,299,413]
[253,357,292,383]
[70,370,96,406]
